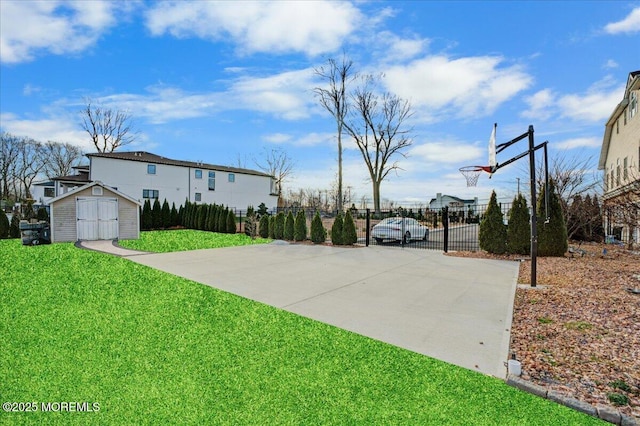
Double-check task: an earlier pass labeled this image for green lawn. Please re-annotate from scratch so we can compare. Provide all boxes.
[118,229,271,252]
[0,238,602,425]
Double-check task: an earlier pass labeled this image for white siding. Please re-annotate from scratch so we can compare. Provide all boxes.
[90,156,278,210]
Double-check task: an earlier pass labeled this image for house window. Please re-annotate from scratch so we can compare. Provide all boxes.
[631,92,638,118]
[208,171,215,190]
[623,157,628,181]
[228,173,235,183]
[44,187,55,197]
[195,169,202,179]
[616,119,619,134]
[616,162,621,187]
[147,164,156,175]
[195,192,201,202]
[143,189,159,199]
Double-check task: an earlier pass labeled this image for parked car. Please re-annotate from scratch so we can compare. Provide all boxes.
[372,217,429,244]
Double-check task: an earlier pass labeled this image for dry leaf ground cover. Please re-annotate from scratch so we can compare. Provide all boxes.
[450,243,640,419]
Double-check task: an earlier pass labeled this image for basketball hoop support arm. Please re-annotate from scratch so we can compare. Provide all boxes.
[489,125,550,288]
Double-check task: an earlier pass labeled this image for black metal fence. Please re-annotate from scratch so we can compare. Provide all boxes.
[254,203,513,252]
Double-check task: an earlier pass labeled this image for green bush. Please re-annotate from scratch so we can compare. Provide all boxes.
[268,215,275,239]
[141,199,152,230]
[0,210,9,239]
[161,199,171,229]
[479,191,506,254]
[507,194,530,255]
[259,214,270,238]
[36,207,49,222]
[343,210,358,245]
[331,212,344,245]
[310,211,326,244]
[294,210,307,241]
[227,209,237,234]
[244,207,257,238]
[284,211,295,241]
[217,206,227,233]
[152,199,162,229]
[537,180,568,257]
[9,212,21,238]
[170,203,179,227]
[274,212,285,239]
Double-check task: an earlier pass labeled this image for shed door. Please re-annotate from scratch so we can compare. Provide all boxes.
[77,197,118,240]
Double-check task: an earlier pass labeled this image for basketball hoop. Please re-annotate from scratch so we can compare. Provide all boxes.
[459,166,492,187]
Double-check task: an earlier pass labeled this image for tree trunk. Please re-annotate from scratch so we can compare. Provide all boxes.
[337,123,343,213]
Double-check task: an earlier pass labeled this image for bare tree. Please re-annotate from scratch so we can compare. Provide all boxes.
[43,141,83,179]
[343,75,414,215]
[0,132,21,200]
[314,55,354,213]
[15,137,46,199]
[254,148,295,207]
[81,98,137,153]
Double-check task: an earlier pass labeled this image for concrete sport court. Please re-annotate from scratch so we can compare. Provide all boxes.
[125,243,520,378]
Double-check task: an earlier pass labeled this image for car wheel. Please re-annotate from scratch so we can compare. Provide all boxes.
[375,237,383,244]
[403,231,411,244]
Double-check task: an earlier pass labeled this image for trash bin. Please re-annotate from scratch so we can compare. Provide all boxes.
[19,220,51,245]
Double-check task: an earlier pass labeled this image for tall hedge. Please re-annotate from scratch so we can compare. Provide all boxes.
[479,191,506,254]
[310,211,326,243]
[0,210,9,239]
[331,212,344,245]
[343,210,358,245]
[9,212,21,238]
[274,212,285,239]
[507,193,530,255]
[268,215,275,239]
[259,214,270,238]
[226,209,237,234]
[36,207,49,222]
[141,199,152,230]
[152,199,162,229]
[537,180,568,257]
[294,210,307,241]
[161,199,171,229]
[284,211,295,241]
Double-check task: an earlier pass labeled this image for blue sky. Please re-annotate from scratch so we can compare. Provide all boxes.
[1,1,639,207]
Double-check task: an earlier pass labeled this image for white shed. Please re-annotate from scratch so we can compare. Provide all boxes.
[47,181,141,243]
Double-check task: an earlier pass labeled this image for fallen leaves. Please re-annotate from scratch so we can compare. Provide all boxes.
[449,242,640,419]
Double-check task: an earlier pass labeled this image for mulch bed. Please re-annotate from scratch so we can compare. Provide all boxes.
[448,243,640,419]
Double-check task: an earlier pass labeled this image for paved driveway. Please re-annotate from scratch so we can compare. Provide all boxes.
[129,243,519,377]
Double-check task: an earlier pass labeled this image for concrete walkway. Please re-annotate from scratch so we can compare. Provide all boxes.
[77,240,151,256]
[124,243,519,378]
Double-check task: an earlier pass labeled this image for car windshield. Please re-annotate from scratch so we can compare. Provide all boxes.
[379,218,402,225]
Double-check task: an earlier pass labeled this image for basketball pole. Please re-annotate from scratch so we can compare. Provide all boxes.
[528,125,538,288]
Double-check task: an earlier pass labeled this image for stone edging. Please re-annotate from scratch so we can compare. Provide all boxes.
[506,375,638,425]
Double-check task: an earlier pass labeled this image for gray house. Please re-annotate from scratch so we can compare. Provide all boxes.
[48,181,141,243]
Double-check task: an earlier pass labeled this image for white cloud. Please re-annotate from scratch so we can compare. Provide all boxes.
[0,0,117,63]
[145,1,362,56]
[604,7,640,34]
[384,55,532,119]
[522,89,555,120]
[603,59,619,69]
[409,141,484,166]
[0,112,93,151]
[554,137,602,150]
[557,84,622,122]
[375,31,429,62]
[522,78,623,123]
[263,133,292,144]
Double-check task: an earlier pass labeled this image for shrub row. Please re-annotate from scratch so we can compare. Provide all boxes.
[479,182,567,256]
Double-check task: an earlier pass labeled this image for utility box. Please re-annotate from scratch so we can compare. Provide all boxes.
[19,220,51,245]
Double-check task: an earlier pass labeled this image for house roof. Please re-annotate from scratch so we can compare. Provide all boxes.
[599,70,640,170]
[47,181,142,206]
[86,151,274,178]
[51,173,91,183]
[428,194,476,205]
